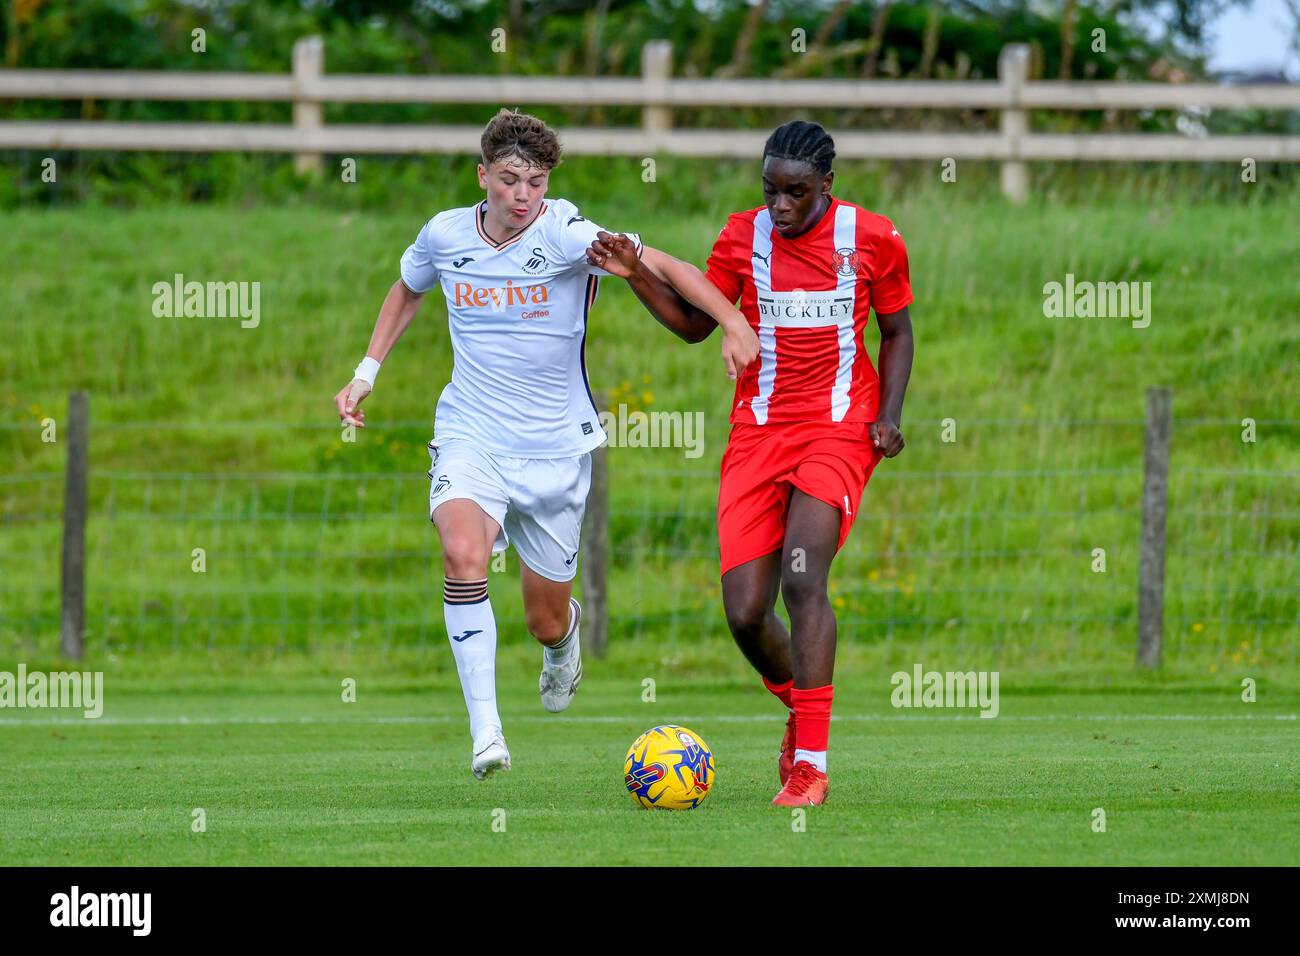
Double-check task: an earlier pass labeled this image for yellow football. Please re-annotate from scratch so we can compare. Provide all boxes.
[624,724,715,810]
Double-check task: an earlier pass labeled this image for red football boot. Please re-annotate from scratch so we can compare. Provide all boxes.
[771,760,829,807]
[778,710,796,785]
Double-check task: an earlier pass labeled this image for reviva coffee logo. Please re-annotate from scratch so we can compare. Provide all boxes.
[453,280,550,310]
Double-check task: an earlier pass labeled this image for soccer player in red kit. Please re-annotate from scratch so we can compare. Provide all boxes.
[587,120,914,806]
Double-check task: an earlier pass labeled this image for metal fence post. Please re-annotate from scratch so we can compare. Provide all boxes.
[1138,387,1172,668]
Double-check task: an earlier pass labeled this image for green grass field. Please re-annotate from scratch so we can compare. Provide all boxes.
[1,169,1297,865]
[2,651,1297,866]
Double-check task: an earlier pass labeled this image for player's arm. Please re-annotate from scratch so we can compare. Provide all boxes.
[629,253,717,344]
[868,219,914,458]
[587,233,713,341]
[871,306,913,457]
[589,233,759,380]
[333,279,425,428]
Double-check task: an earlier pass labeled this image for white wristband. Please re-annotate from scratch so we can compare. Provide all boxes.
[353,356,381,387]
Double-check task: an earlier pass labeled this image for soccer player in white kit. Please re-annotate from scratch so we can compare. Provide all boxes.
[334,110,758,779]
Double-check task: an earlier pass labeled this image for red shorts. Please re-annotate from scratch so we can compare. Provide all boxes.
[717,420,883,578]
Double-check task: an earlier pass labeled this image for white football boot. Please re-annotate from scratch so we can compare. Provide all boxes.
[539,598,583,713]
[471,728,511,780]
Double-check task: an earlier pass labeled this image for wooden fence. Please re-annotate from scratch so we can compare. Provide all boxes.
[2,38,1298,198]
[50,390,1184,665]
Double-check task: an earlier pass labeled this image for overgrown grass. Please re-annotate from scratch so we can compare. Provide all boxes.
[1,178,1296,669]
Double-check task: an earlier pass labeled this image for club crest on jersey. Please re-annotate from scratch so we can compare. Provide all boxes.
[521,246,549,275]
[832,247,860,277]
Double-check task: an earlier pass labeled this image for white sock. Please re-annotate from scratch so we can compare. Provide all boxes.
[444,578,500,744]
[543,599,579,665]
[794,748,827,773]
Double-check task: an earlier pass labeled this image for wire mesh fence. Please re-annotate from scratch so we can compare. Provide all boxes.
[0,412,1295,664]
[607,414,1297,665]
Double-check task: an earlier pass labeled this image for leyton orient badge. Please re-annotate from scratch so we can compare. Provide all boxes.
[831,247,860,277]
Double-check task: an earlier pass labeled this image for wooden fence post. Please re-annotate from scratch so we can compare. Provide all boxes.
[60,390,89,661]
[293,36,324,176]
[641,41,673,143]
[1138,386,1172,668]
[580,394,610,658]
[999,44,1030,203]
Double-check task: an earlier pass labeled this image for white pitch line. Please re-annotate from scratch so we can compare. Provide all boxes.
[0,713,1294,727]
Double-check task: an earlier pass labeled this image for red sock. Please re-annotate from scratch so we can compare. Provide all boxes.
[791,684,834,752]
[761,675,793,710]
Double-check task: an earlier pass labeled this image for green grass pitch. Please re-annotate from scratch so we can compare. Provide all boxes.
[2,654,1296,866]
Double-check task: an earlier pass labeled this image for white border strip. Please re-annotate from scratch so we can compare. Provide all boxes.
[0,713,1293,727]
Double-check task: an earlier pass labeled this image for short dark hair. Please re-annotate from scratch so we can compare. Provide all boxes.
[480,108,562,170]
[763,120,835,176]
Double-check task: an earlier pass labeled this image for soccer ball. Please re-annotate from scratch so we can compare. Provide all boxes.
[624,724,715,810]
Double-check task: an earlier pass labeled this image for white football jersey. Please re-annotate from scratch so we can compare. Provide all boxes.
[400,198,640,458]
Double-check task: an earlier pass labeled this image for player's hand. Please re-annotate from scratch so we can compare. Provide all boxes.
[586,231,640,279]
[721,320,759,381]
[870,418,904,457]
[334,378,370,428]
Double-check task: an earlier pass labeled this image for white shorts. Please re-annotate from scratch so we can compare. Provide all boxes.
[427,438,592,582]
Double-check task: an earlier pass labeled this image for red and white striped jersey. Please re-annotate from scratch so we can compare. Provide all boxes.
[704,196,912,425]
